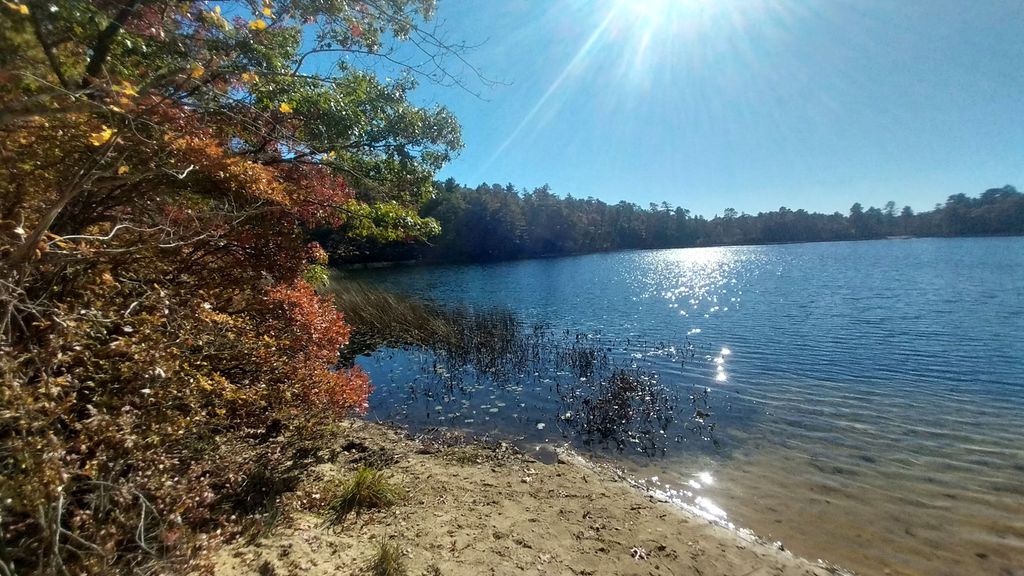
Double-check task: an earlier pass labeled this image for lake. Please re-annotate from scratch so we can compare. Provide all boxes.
[346,237,1024,576]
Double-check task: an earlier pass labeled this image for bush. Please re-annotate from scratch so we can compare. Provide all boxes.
[0,0,458,572]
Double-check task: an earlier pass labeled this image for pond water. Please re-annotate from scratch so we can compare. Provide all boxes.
[347,237,1024,576]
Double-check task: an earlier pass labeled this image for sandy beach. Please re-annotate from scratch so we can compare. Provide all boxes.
[213,420,850,576]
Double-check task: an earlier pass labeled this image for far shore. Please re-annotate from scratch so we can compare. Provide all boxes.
[334,234,1024,271]
[213,419,851,576]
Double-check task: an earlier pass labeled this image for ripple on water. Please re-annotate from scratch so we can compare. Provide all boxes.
[351,237,1024,576]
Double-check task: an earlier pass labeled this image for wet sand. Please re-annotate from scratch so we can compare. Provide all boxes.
[213,420,849,576]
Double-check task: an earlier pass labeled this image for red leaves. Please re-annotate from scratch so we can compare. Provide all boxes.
[279,163,355,227]
[265,280,369,415]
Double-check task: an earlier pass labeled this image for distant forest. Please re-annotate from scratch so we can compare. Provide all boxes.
[326,183,1024,264]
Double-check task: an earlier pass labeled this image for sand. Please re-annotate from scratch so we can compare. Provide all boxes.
[212,420,852,576]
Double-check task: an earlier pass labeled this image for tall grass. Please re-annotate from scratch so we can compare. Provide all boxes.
[330,281,541,378]
[330,281,461,356]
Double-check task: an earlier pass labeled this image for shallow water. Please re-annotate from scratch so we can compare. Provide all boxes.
[349,237,1024,576]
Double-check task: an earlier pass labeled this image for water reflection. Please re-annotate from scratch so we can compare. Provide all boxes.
[348,238,1024,576]
[636,471,736,530]
[358,321,728,459]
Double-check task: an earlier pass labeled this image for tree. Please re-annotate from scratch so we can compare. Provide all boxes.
[0,0,469,572]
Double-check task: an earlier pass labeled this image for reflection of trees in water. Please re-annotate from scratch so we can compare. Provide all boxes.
[340,283,720,456]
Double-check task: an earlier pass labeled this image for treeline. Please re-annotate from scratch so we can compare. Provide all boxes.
[330,183,1024,263]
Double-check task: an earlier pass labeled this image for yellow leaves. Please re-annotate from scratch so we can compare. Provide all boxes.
[240,71,260,84]
[3,1,29,15]
[190,64,205,79]
[117,165,130,175]
[261,6,274,17]
[249,18,268,30]
[206,5,229,30]
[326,150,337,160]
[278,102,294,113]
[113,82,139,97]
[88,126,115,147]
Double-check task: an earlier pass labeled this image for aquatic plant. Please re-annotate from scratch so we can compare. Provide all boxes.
[557,368,678,455]
[338,281,720,458]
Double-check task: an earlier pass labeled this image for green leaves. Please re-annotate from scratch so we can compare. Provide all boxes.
[341,200,440,242]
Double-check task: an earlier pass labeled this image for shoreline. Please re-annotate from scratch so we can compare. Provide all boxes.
[213,419,851,576]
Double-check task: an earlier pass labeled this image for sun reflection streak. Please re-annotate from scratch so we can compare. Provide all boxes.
[640,471,740,530]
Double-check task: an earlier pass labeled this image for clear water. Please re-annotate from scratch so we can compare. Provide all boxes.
[349,237,1024,576]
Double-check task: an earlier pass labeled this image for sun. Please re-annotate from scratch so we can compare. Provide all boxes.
[604,0,717,85]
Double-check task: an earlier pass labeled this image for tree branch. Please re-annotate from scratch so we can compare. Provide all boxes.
[29,9,71,90]
[81,0,141,89]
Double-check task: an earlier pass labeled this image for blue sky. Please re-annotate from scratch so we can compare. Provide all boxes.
[405,0,1023,217]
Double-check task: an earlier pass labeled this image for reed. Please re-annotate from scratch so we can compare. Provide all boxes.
[330,278,716,457]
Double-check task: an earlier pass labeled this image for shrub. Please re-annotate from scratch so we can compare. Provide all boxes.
[0,0,459,572]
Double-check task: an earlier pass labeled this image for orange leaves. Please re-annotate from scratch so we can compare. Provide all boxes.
[113,82,139,97]
[306,367,372,415]
[263,280,368,415]
[163,129,289,205]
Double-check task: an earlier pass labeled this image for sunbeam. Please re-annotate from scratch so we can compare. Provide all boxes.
[482,7,620,171]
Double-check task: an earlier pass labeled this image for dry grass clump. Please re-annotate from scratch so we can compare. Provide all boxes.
[367,537,407,576]
[325,467,403,525]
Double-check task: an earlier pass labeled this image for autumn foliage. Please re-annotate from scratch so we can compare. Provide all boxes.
[0,0,459,573]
